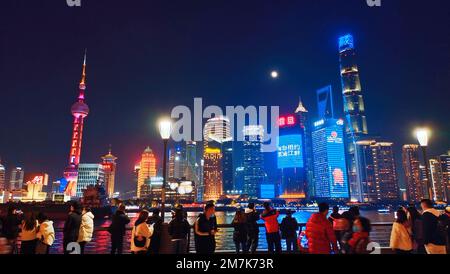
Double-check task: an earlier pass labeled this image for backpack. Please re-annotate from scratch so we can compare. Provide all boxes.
[133,224,147,248]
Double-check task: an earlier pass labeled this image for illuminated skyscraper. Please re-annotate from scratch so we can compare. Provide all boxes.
[9,167,24,190]
[339,34,369,202]
[137,146,157,198]
[64,52,90,197]
[429,158,446,202]
[277,112,307,200]
[168,145,186,179]
[243,125,265,198]
[222,141,234,194]
[101,147,118,197]
[185,141,201,200]
[402,144,424,203]
[311,118,349,199]
[356,140,399,202]
[203,116,232,146]
[438,151,450,201]
[202,116,231,201]
[296,98,314,199]
[203,147,222,201]
[76,164,105,197]
[0,159,5,190]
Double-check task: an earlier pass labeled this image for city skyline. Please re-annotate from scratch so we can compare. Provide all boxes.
[1,0,449,195]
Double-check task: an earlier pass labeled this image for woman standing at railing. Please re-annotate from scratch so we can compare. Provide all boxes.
[35,212,55,254]
[406,206,425,254]
[168,208,191,254]
[130,210,153,254]
[390,209,413,254]
[20,211,38,254]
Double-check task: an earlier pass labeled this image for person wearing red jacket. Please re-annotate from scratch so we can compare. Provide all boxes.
[306,203,338,254]
[261,202,282,253]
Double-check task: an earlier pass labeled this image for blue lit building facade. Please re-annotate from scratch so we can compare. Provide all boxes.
[243,125,266,198]
[277,110,308,200]
[339,34,369,202]
[222,140,234,194]
[311,118,349,199]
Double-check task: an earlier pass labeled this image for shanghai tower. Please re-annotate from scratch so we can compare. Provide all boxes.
[339,34,368,202]
[63,51,90,197]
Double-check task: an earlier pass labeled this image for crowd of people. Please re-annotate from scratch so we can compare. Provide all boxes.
[0,199,449,255]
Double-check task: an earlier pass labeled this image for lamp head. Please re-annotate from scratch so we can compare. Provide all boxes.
[159,119,172,140]
[415,128,430,147]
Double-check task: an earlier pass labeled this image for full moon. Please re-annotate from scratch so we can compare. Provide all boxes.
[270,70,279,78]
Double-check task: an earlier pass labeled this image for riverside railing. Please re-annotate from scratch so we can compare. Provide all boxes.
[15,222,394,254]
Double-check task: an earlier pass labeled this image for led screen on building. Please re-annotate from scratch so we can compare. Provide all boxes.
[260,183,275,199]
[277,134,304,169]
[325,125,349,198]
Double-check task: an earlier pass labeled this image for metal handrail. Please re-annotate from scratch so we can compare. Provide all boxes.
[51,222,394,232]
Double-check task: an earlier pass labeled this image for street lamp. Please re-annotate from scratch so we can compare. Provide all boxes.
[159,119,172,220]
[415,128,433,200]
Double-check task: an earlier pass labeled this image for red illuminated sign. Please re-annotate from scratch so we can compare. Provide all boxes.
[278,115,296,128]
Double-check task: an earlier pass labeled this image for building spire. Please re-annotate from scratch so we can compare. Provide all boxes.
[78,49,87,100]
[295,96,308,113]
[80,49,87,85]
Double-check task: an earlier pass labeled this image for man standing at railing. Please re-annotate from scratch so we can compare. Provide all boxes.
[261,202,281,254]
[421,199,447,254]
[194,203,217,254]
[108,204,130,254]
[245,202,260,254]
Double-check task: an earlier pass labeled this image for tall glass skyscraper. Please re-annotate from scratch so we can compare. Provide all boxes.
[311,118,349,199]
[356,140,399,202]
[76,164,105,197]
[222,141,234,194]
[402,144,424,203]
[439,151,450,202]
[137,147,157,198]
[203,116,232,201]
[339,34,369,202]
[243,125,265,198]
[101,147,117,198]
[9,167,24,191]
[277,111,308,199]
[0,159,5,190]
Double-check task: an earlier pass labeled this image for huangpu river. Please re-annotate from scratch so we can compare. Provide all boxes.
[47,209,394,254]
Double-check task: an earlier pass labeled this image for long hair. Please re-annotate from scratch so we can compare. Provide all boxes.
[357,216,372,233]
[174,209,184,221]
[407,206,421,222]
[23,212,36,231]
[396,209,408,224]
[233,210,246,224]
[135,210,149,226]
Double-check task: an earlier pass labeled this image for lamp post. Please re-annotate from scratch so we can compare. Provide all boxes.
[159,120,172,220]
[416,128,434,200]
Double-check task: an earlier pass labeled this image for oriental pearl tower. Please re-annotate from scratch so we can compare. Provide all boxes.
[63,51,90,197]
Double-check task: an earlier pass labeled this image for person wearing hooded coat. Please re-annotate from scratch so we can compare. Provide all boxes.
[78,206,95,254]
[63,201,82,254]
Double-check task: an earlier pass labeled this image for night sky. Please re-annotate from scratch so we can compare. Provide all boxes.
[1,0,449,194]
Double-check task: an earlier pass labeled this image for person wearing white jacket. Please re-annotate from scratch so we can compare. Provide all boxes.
[77,207,95,254]
[130,210,153,254]
[36,212,55,254]
[390,209,413,254]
